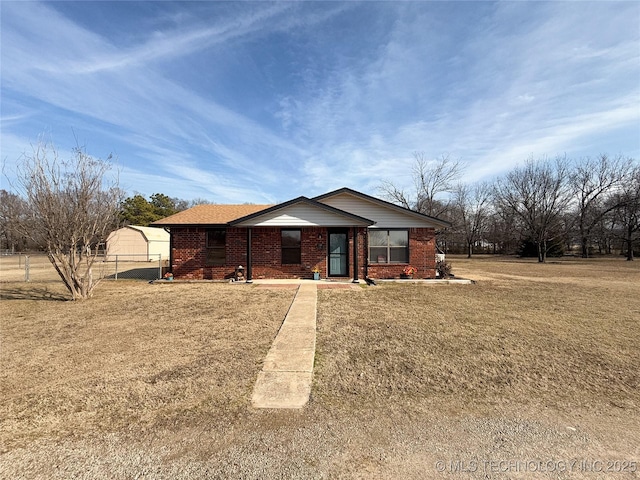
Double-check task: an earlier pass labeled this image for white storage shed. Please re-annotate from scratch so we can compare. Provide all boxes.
[106,226,170,261]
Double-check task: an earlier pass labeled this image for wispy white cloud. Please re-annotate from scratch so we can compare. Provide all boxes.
[54,3,295,74]
[1,1,638,203]
[0,1,318,201]
[275,1,639,193]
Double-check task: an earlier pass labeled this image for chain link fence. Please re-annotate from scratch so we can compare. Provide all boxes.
[0,253,166,282]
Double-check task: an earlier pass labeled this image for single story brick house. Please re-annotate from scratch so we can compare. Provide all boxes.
[151,187,450,281]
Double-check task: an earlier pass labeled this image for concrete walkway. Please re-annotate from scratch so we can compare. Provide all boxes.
[251,283,317,408]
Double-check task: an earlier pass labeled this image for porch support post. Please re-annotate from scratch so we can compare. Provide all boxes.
[246,227,253,283]
[167,227,173,277]
[352,226,359,283]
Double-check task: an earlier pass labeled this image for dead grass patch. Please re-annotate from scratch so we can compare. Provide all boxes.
[1,257,639,478]
[0,282,294,451]
[317,283,360,289]
[253,284,299,289]
[315,256,639,417]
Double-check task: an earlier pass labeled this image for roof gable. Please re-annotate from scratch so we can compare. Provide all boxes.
[149,188,450,228]
[230,197,374,227]
[314,187,451,228]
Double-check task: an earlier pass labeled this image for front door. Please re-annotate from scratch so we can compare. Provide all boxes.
[328,231,348,277]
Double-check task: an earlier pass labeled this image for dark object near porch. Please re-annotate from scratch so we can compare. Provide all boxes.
[436,260,452,278]
[365,277,377,286]
[235,265,245,282]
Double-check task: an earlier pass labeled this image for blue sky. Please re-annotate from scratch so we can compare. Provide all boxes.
[1,1,638,204]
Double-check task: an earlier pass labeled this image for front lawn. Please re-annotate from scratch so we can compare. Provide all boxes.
[1,257,638,479]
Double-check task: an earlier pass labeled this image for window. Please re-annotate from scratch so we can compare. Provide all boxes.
[369,229,408,263]
[281,229,301,264]
[206,229,226,265]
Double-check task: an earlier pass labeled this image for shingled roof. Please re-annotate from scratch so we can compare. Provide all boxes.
[151,204,273,226]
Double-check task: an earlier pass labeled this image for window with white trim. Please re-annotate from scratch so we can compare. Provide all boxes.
[369,229,409,263]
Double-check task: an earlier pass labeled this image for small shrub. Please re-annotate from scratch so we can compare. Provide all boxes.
[436,260,452,278]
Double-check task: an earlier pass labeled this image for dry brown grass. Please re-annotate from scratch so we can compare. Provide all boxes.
[0,254,57,283]
[315,255,640,415]
[0,255,163,283]
[1,256,639,479]
[1,282,295,451]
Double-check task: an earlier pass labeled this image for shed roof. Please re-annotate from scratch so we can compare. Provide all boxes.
[151,204,273,226]
[125,225,170,242]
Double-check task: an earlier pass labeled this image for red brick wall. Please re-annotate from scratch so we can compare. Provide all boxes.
[170,227,205,280]
[170,226,436,280]
[366,227,436,279]
[250,227,332,279]
[170,227,247,280]
[171,226,329,280]
[349,227,367,280]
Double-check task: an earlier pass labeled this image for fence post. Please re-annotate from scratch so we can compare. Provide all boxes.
[25,255,30,282]
[157,254,162,280]
[115,255,118,281]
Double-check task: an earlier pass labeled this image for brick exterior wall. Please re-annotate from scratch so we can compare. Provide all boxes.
[170,226,436,280]
[171,226,328,280]
[366,227,437,279]
[351,227,367,280]
[251,227,327,279]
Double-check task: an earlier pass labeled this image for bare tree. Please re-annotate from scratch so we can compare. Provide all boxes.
[0,189,29,252]
[485,203,517,254]
[14,141,122,299]
[610,165,640,260]
[570,154,634,257]
[494,156,572,263]
[379,152,462,217]
[451,181,492,258]
[189,198,215,206]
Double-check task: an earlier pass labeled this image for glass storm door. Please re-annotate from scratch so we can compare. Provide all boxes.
[329,232,348,276]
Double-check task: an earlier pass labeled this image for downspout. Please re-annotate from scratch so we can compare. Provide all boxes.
[246,227,253,283]
[352,226,359,283]
[164,227,172,274]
